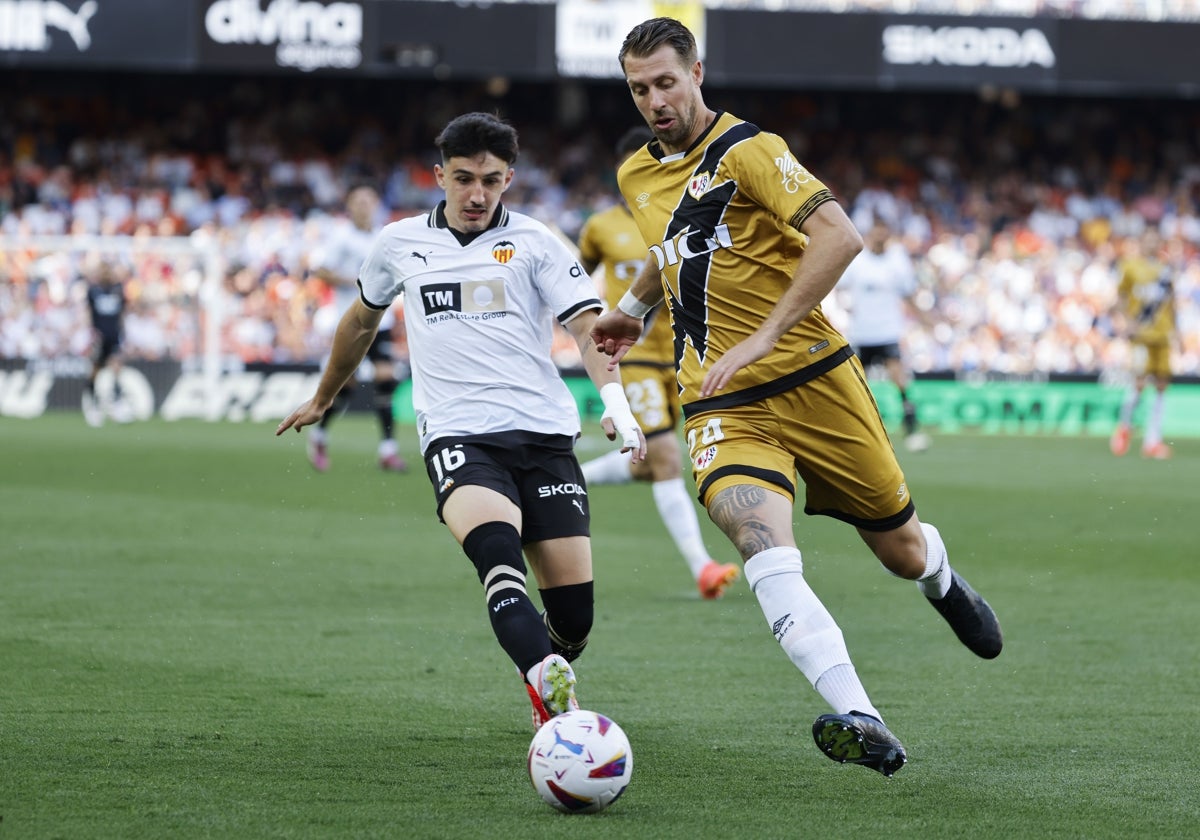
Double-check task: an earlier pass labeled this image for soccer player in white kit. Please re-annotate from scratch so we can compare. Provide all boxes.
[307,184,409,472]
[837,219,929,452]
[277,113,647,729]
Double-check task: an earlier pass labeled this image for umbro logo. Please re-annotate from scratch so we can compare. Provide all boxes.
[772,614,794,641]
[411,250,431,264]
[636,192,650,209]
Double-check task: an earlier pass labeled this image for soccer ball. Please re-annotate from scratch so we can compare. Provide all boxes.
[527,709,632,814]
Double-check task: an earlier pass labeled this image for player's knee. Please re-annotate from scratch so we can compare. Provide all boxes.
[374,378,398,409]
[462,521,527,594]
[867,525,926,580]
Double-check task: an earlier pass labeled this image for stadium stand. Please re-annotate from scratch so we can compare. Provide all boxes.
[2,12,1197,379]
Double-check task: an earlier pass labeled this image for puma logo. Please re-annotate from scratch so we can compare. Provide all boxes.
[45,0,97,51]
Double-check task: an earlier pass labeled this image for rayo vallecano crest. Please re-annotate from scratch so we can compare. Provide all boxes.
[688,172,711,200]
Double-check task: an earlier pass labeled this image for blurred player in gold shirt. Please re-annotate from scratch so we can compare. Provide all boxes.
[592,16,1003,777]
[579,128,739,600]
[1109,229,1179,459]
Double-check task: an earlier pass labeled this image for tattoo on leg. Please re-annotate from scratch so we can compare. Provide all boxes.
[708,485,779,560]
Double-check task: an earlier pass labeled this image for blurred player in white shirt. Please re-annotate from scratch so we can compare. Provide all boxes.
[307,185,408,472]
[837,219,929,452]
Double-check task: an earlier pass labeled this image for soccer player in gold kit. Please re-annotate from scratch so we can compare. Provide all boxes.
[1109,229,1178,460]
[592,17,1003,776]
[579,127,740,599]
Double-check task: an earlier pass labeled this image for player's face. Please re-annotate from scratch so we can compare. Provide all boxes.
[866,223,890,253]
[623,45,705,155]
[347,188,378,229]
[435,153,514,233]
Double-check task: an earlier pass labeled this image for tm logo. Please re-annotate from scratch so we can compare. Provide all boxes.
[420,280,505,316]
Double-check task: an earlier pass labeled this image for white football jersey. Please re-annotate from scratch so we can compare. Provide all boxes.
[314,220,395,329]
[358,202,601,453]
[838,244,917,346]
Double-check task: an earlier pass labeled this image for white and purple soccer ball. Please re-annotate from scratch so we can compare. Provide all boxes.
[527,709,632,814]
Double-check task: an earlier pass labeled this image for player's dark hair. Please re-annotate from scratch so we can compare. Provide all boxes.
[435,112,519,165]
[619,17,697,72]
[615,127,653,158]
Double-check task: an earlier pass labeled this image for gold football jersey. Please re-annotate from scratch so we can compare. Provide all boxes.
[578,203,674,365]
[617,111,850,413]
[1118,256,1176,345]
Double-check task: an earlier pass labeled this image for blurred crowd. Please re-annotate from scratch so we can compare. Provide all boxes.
[1,73,1197,376]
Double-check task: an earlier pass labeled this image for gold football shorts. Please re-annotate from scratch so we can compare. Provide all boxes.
[1130,341,1171,381]
[683,356,914,531]
[620,362,679,438]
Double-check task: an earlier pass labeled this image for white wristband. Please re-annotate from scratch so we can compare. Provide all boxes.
[599,382,633,417]
[599,382,642,451]
[617,290,653,319]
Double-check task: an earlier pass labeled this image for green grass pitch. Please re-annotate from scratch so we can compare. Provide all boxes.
[3,414,1198,839]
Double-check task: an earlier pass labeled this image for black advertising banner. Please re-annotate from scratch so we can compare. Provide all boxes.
[704,9,1199,96]
[195,0,378,73]
[193,0,554,78]
[0,0,193,69]
[371,0,555,81]
[703,11,879,90]
[875,14,1059,91]
[704,11,1059,91]
[1056,19,1200,96]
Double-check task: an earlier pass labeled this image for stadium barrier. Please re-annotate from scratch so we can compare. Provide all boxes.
[5,361,1198,438]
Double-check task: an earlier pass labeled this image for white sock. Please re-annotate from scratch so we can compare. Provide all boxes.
[379,438,398,457]
[814,664,882,721]
[1118,387,1141,426]
[651,478,711,578]
[745,547,878,717]
[1145,391,1165,447]
[309,427,327,445]
[916,522,953,599]
[581,449,632,485]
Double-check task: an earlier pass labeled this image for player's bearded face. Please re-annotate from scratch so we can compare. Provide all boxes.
[624,46,704,153]
[435,153,514,233]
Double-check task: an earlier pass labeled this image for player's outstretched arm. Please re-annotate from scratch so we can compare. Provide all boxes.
[276,299,384,435]
[568,309,647,463]
[591,256,663,369]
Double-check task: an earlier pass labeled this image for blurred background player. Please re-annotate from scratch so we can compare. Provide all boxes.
[307,184,408,472]
[836,219,929,452]
[578,127,740,600]
[1109,229,1179,460]
[82,259,128,427]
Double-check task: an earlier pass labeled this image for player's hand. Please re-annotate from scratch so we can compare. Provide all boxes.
[699,333,775,397]
[591,311,644,370]
[275,398,329,436]
[597,381,647,463]
[600,414,648,464]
